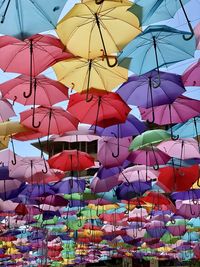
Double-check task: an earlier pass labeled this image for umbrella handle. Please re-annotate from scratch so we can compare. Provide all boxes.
[147,77,156,124]
[10,136,17,165]
[42,158,48,174]
[111,128,120,158]
[86,60,93,102]
[170,218,176,224]
[152,36,161,87]
[23,85,33,98]
[32,109,41,128]
[95,0,104,4]
[0,0,11,23]
[179,0,194,41]
[169,105,179,140]
[101,49,118,68]
[95,12,118,68]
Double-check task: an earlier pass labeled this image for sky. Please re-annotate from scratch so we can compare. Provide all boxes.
[0,0,200,157]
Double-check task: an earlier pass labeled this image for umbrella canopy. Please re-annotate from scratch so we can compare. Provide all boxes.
[67,90,131,131]
[118,25,195,75]
[1,74,69,106]
[157,138,200,160]
[0,97,15,122]
[116,71,185,108]
[56,1,141,59]
[129,129,171,151]
[157,165,199,192]
[182,60,200,86]
[20,106,79,133]
[0,0,67,39]
[0,121,29,137]
[48,150,95,171]
[53,57,128,93]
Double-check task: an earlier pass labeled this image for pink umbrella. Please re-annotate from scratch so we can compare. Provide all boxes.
[97,136,131,168]
[118,165,159,183]
[1,74,69,106]
[0,149,22,167]
[128,149,170,167]
[157,138,200,160]
[9,156,49,179]
[0,34,73,98]
[194,22,200,49]
[139,96,200,139]
[0,97,15,122]
[90,175,120,193]
[182,60,200,86]
[176,199,200,219]
[20,106,79,133]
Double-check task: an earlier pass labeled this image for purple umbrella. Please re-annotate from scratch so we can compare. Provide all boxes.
[116,181,152,200]
[90,175,120,193]
[128,148,170,167]
[171,190,200,201]
[176,199,200,219]
[52,178,85,194]
[117,71,185,123]
[97,136,131,168]
[91,115,146,157]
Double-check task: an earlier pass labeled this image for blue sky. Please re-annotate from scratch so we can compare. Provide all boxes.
[1,0,200,157]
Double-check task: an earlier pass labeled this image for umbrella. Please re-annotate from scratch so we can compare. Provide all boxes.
[118,25,195,78]
[157,138,200,162]
[129,0,193,39]
[67,90,131,132]
[116,71,185,123]
[176,199,200,219]
[97,136,131,168]
[1,74,69,107]
[129,129,170,151]
[156,165,199,192]
[194,21,200,49]
[0,97,15,122]
[90,114,146,157]
[90,175,120,193]
[0,0,67,39]
[56,1,141,64]
[139,96,200,139]
[53,57,128,101]
[48,150,95,172]
[182,60,200,86]
[0,34,73,99]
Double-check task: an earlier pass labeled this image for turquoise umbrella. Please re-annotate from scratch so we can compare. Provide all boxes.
[118,25,195,82]
[0,0,67,40]
[129,0,193,39]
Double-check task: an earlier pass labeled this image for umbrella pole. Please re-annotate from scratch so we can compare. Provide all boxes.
[94,13,118,68]
[112,124,120,158]
[179,0,194,40]
[169,104,179,140]
[152,36,161,88]
[32,78,41,128]
[151,144,159,170]
[47,108,52,158]
[193,117,200,150]
[10,135,17,165]
[94,96,101,133]
[147,77,155,124]
[86,59,93,102]
[0,0,11,23]
[24,39,34,98]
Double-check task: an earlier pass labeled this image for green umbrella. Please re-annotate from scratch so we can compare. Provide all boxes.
[66,218,86,230]
[129,129,171,151]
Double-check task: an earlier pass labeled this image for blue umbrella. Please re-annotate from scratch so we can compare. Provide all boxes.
[129,0,193,39]
[118,25,195,79]
[0,0,67,39]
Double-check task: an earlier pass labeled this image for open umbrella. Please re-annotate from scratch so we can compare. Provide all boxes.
[118,25,195,79]
[129,0,193,38]
[0,34,73,99]
[67,90,130,132]
[182,60,200,86]
[56,1,141,64]
[0,0,67,39]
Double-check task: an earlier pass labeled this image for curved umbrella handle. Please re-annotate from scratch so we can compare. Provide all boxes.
[153,164,159,170]
[12,96,17,106]
[95,12,118,68]
[42,158,48,174]
[170,218,176,224]
[169,105,179,140]
[95,0,104,4]
[23,84,33,98]
[111,127,120,158]
[179,0,194,41]
[101,49,118,68]
[10,137,17,165]
[32,109,41,128]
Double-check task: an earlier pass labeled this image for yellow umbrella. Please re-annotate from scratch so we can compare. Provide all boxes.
[53,57,128,96]
[56,1,141,63]
[0,121,29,136]
[82,0,132,4]
[0,136,9,151]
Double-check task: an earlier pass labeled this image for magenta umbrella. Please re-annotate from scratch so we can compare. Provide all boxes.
[157,138,200,161]
[118,165,159,183]
[194,22,200,49]
[0,97,15,122]
[176,199,200,219]
[128,148,170,167]
[0,34,73,98]
[139,96,200,139]
[182,60,200,86]
[97,136,132,168]
[90,175,120,193]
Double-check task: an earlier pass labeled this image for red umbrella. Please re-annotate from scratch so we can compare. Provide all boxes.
[1,74,69,106]
[20,106,79,133]
[67,89,131,132]
[48,150,95,171]
[156,165,199,192]
[0,34,73,98]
